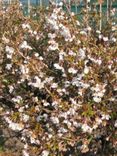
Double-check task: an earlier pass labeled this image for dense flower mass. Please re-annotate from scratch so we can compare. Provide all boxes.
[0,2,117,156]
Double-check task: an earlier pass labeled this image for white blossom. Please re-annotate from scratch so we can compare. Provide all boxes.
[9,122,24,131]
[48,40,59,51]
[34,53,39,57]
[22,150,29,156]
[99,34,103,39]
[68,50,76,56]
[19,107,25,113]
[43,102,50,106]
[58,2,63,7]
[54,63,64,72]
[39,56,43,60]
[58,127,68,133]
[84,66,89,74]
[2,36,9,43]
[88,55,102,65]
[6,64,12,70]
[28,76,44,89]
[22,23,31,29]
[6,46,14,54]
[76,21,80,26]
[51,83,58,88]
[63,120,72,127]
[93,96,102,103]
[80,31,87,35]
[12,96,22,104]
[41,150,49,156]
[60,25,72,42]
[20,65,29,75]
[24,144,28,149]
[46,18,59,30]
[103,37,108,42]
[101,114,111,120]
[111,37,116,42]
[9,85,14,93]
[48,33,56,39]
[30,136,40,144]
[114,120,117,127]
[96,30,101,34]
[33,31,37,35]
[86,26,91,31]
[5,46,14,59]
[20,41,32,50]
[81,123,92,133]
[22,114,29,122]
[78,48,86,59]
[112,26,116,31]
[92,84,106,103]
[68,67,77,74]
[51,116,59,124]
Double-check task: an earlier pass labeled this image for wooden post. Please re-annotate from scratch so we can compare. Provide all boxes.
[68,0,71,11]
[107,0,109,21]
[40,0,42,7]
[108,0,111,20]
[100,3,102,31]
[28,0,30,17]
[0,0,2,9]
[75,0,78,14]
[84,0,89,27]
[98,0,103,31]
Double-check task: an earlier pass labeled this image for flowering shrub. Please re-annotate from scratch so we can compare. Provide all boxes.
[0,3,117,156]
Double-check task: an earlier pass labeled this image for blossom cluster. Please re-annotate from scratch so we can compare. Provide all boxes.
[0,3,117,156]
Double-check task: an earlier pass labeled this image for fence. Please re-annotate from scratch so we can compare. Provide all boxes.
[0,0,117,31]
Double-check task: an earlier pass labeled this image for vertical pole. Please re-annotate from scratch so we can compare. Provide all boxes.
[0,0,2,9]
[36,0,38,6]
[28,0,30,17]
[68,0,71,11]
[85,0,89,27]
[108,0,111,20]
[107,0,109,21]
[99,2,102,31]
[40,0,42,7]
[86,0,88,9]
[85,0,88,11]
[75,0,77,14]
